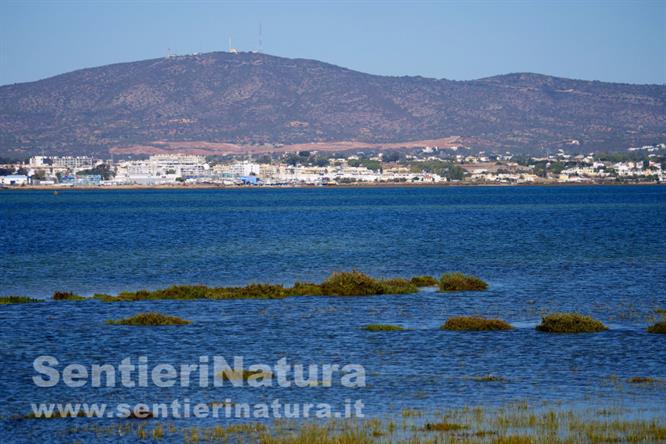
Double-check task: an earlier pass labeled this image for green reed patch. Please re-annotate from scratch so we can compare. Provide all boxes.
[647,321,666,334]
[409,275,438,287]
[107,312,191,326]
[100,284,290,302]
[22,270,468,303]
[57,402,666,444]
[442,316,512,331]
[362,324,405,332]
[319,270,388,296]
[100,272,419,301]
[424,422,469,432]
[536,313,608,333]
[438,273,488,292]
[290,281,324,296]
[0,296,43,304]
[378,277,418,294]
[52,291,87,301]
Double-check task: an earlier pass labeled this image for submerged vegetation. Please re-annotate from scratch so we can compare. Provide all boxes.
[466,374,509,383]
[536,313,608,333]
[362,324,405,332]
[0,296,42,304]
[106,312,191,326]
[442,316,512,331]
[438,273,489,292]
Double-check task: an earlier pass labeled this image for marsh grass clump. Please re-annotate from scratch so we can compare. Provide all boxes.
[60,404,666,443]
[410,275,438,287]
[318,272,421,296]
[229,284,289,299]
[0,296,43,304]
[536,313,608,333]
[319,271,387,296]
[102,283,290,302]
[442,316,512,331]
[289,281,324,296]
[216,369,272,382]
[628,377,657,384]
[647,321,666,334]
[52,291,87,301]
[107,312,191,326]
[424,422,469,432]
[378,278,418,294]
[362,324,405,332]
[439,273,488,292]
[75,271,435,303]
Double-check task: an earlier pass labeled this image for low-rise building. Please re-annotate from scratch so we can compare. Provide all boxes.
[0,174,29,185]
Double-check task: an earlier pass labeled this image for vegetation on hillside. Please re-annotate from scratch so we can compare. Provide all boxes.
[2,51,664,157]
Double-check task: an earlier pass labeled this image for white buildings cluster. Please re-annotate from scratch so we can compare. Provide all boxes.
[0,147,664,187]
[211,160,443,185]
[557,160,663,182]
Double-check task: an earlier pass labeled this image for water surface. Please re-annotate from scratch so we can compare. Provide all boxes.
[1,186,665,442]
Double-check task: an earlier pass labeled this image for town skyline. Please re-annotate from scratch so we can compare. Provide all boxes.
[2,143,664,187]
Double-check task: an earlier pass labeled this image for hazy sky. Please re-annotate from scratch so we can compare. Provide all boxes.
[1,1,664,86]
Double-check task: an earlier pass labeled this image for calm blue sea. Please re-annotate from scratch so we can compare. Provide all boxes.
[0,186,665,442]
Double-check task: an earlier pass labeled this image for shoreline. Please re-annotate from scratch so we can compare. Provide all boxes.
[1,181,663,191]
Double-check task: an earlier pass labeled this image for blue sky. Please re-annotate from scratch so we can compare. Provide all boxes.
[0,1,664,86]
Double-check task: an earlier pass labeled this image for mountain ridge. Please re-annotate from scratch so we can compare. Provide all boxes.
[1,51,664,157]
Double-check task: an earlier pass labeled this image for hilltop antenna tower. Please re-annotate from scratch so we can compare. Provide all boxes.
[228,36,238,54]
[258,23,263,53]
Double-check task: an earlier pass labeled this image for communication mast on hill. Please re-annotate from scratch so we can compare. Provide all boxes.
[258,23,263,53]
[228,36,238,54]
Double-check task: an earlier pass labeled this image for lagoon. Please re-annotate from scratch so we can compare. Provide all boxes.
[1,185,665,442]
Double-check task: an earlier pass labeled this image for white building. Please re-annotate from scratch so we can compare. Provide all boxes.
[29,156,97,171]
[230,161,261,177]
[0,174,29,185]
[115,154,209,183]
